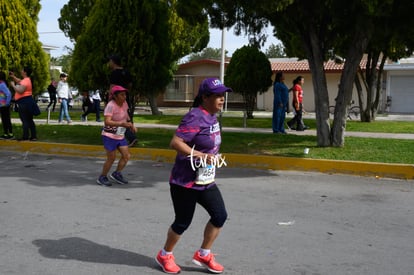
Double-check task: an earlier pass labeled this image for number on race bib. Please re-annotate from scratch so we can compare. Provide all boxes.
[195,165,216,185]
[116,127,126,136]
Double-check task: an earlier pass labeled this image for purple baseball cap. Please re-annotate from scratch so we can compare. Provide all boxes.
[198,78,233,96]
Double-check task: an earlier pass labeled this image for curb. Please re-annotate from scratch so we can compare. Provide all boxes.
[1,140,413,180]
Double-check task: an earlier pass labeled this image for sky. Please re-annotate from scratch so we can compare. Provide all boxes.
[37,0,73,57]
[37,0,280,58]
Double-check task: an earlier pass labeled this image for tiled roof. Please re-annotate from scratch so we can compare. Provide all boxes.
[270,58,367,73]
[179,58,367,73]
[178,59,230,69]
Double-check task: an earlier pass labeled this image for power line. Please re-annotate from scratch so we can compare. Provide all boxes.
[38,31,64,34]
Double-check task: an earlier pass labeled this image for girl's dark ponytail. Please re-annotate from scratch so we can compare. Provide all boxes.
[190,95,203,110]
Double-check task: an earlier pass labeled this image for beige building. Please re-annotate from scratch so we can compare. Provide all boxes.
[383,58,414,114]
[258,58,362,112]
[160,59,244,109]
[162,57,413,113]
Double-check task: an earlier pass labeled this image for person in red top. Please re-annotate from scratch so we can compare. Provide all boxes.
[9,67,37,141]
[287,76,309,131]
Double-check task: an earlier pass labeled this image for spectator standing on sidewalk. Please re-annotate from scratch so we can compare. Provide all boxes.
[9,67,37,141]
[155,78,231,274]
[92,89,102,122]
[0,71,14,139]
[56,73,72,124]
[81,90,94,121]
[81,89,101,122]
[107,55,138,147]
[287,76,309,131]
[272,72,289,134]
[46,79,57,112]
[96,85,136,187]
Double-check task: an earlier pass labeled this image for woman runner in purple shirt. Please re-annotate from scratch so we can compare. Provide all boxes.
[155,78,232,274]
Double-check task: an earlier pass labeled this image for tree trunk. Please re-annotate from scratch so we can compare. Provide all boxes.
[331,28,370,147]
[372,55,387,119]
[355,51,387,122]
[244,92,256,119]
[354,72,369,122]
[363,52,380,122]
[147,93,162,115]
[302,29,331,147]
[332,73,361,146]
[127,92,134,120]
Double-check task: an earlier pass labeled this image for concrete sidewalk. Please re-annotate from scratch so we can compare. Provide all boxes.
[11,117,414,140]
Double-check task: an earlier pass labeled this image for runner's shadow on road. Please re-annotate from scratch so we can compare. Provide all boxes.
[32,237,157,269]
[33,237,211,273]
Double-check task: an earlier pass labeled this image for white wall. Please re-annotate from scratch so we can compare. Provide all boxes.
[258,72,360,112]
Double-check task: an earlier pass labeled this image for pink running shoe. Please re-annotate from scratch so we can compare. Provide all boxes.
[192,250,224,273]
[155,250,181,274]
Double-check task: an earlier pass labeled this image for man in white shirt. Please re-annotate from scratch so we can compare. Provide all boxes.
[91,90,102,122]
[56,73,72,124]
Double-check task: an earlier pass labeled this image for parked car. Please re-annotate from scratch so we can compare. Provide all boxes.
[37,92,50,103]
[70,87,79,97]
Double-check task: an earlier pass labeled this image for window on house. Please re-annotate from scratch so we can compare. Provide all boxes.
[164,76,194,102]
[226,92,244,103]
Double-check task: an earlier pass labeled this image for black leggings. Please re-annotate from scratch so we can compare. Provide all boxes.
[0,106,12,134]
[170,184,228,235]
[17,97,37,140]
[288,103,304,130]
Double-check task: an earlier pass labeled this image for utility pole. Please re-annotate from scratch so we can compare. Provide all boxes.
[220,28,228,112]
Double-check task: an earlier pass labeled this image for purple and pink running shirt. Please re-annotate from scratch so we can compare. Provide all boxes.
[169,106,221,190]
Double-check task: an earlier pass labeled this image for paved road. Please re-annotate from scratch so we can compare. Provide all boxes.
[0,151,413,275]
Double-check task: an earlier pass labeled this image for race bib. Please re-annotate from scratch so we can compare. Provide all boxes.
[116,126,126,136]
[195,165,216,185]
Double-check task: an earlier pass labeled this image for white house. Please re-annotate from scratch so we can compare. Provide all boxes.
[41,44,59,56]
[163,57,413,114]
[257,58,362,112]
[383,58,414,114]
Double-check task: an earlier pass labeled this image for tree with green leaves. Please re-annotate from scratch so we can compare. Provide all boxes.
[0,0,48,94]
[179,0,414,147]
[266,0,414,146]
[21,0,41,22]
[349,0,414,123]
[254,0,383,146]
[62,0,209,115]
[225,45,272,118]
[59,0,96,42]
[258,0,414,146]
[50,55,72,75]
[187,47,226,62]
[264,43,286,58]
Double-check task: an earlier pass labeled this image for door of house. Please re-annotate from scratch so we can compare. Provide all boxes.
[388,75,414,113]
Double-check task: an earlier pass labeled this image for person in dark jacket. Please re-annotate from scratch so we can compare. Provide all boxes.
[107,55,138,147]
[46,79,57,112]
[272,72,289,134]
